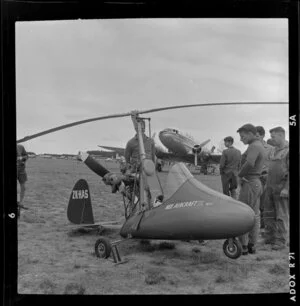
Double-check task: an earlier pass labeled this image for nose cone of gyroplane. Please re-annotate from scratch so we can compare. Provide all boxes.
[214,199,255,237]
[160,196,255,240]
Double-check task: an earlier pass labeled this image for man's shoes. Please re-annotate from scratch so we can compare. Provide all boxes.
[272,244,286,251]
[242,245,248,255]
[248,243,256,254]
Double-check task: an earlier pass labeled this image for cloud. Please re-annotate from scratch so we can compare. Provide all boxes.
[16,19,288,154]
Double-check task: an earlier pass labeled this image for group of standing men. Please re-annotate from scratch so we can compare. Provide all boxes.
[220,124,289,255]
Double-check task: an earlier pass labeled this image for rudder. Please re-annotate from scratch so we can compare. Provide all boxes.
[67,179,94,224]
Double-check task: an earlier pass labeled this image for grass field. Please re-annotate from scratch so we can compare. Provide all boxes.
[18,157,289,295]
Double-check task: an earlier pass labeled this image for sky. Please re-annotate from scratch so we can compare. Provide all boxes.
[16,18,289,154]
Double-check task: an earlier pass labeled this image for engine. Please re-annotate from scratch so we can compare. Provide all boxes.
[192,145,202,154]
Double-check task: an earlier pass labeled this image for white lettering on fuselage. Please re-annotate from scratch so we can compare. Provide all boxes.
[72,190,89,199]
[165,201,213,210]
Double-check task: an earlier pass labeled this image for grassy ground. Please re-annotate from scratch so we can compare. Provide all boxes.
[18,158,289,295]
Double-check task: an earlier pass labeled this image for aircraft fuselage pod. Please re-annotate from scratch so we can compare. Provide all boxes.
[120,163,255,240]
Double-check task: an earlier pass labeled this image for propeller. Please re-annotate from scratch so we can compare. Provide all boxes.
[192,139,211,167]
[17,102,288,143]
[194,154,198,167]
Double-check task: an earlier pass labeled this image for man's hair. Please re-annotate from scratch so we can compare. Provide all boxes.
[269,126,285,135]
[236,123,257,135]
[255,126,265,137]
[224,136,234,143]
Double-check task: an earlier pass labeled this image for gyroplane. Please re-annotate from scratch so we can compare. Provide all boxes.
[17,102,288,262]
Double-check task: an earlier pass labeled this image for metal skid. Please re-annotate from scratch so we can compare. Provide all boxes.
[110,240,124,264]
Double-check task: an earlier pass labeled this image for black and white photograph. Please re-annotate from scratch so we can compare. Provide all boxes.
[3,0,298,301]
[14,16,292,296]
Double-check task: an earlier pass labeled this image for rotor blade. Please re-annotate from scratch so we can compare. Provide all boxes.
[17,102,288,143]
[17,111,132,143]
[138,102,288,115]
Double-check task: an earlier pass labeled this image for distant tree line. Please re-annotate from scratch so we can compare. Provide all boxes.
[87,150,117,158]
[26,151,116,158]
[40,153,76,157]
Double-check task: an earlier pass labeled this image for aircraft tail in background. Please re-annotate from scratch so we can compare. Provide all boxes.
[67,179,95,225]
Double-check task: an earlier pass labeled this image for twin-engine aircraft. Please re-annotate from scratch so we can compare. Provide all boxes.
[156,128,221,167]
[98,127,221,171]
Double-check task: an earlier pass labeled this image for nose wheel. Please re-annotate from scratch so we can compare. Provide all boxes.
[223,238,242,259]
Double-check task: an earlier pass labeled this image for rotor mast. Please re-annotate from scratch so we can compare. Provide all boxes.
[131,112,147,161]
[131,112,147,209]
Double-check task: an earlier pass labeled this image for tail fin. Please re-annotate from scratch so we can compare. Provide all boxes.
[67,179,94,224]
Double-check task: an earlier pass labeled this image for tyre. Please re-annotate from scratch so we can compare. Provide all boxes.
[94,237,112,258]
[223,238,242,259]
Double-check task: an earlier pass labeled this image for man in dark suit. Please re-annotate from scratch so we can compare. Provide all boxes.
[219,136,241,199]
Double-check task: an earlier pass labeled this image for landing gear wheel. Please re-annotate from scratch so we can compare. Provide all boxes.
[95,237,112,258]
[223,238,242,259]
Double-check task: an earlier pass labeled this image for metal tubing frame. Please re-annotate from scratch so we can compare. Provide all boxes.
[132,115,147,209]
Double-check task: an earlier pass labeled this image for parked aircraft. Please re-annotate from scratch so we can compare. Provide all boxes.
[99,127,221,171]
[156,128,221,167]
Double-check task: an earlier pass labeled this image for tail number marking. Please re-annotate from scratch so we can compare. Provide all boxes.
[72,190,89,199]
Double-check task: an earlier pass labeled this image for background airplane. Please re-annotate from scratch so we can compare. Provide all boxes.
[98,127,222,171]
[156,128,221,167]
